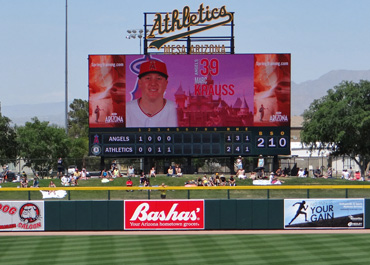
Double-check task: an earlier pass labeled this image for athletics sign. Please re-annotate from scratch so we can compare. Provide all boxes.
[124,200,205,230]
[144,4,234,54]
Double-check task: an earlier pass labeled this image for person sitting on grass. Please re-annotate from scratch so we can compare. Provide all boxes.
[61,175,69,186]
[313,166,323,178]
[144,176,150,187]
[126,178,133,192]
[32,176,39,188]
[175,165,183,177]
[229,175,236,186]
[48,180,56,195]
[236,169,247,180]
[167,166,174,177]
[21,176,28,188]
[150,167,156,178]
[100,169,108,178]
[220,175,227,186]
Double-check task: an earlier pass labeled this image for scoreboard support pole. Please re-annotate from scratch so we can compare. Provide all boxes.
[230,156,235,175]
[273,155,279,174]
[100,156,105,171]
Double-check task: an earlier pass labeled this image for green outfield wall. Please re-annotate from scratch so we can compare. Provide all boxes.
[42,199,368,231]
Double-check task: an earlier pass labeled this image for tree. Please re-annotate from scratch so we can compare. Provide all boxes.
[0,115,18,164]
[67,99,89,167]
[301,80,370,176]
[68,99,89,138]
[17,117,71,176]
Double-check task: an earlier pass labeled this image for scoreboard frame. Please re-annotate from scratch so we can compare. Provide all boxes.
[88,54,291,157]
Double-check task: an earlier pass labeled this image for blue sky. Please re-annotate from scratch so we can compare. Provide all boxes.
[1,0,369,107]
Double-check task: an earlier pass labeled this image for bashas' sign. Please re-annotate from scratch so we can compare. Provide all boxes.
[124,200,205,230]
[148,4,233,49]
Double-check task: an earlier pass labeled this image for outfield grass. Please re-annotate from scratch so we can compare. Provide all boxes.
[1,234,370,264]
[1,175,370,200]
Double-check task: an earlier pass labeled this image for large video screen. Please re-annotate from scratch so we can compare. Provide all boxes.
[89,54,291,157]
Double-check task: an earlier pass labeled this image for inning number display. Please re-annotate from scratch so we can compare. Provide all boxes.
[89,127,290,157]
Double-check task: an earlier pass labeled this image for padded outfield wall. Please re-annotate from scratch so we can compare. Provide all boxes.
[40,199,369,231]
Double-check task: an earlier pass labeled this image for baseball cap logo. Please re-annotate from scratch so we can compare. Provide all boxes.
[149,61,157,71]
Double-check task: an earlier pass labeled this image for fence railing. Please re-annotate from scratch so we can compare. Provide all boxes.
[2,185,370,200]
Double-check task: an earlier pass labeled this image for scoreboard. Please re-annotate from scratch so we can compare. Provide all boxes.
[90,127,290,157]
[88,54,291,157]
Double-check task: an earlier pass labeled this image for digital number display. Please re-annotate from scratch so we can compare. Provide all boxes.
[89,127,290,157]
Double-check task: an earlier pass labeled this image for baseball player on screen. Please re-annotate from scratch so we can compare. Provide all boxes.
[126,60,178,127]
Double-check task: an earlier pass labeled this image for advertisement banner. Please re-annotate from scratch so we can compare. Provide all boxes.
[89,54,290,129]
[124,200,205,230]
[0,201,44,231]
[284,199,364,229]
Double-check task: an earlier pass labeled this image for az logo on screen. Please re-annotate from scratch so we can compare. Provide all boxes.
[148,4,233,49]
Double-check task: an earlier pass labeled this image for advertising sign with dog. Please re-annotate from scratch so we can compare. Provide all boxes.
[0,201,44,231]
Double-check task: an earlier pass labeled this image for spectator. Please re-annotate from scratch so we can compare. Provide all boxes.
[197,177,203,186]
[349,167,354,180]
[21,175,28,188]
[73,168,81,185]
[21,171,27,179]
[214,174,220,186]
[112,167,120,178]
[139,171,145,185]
[57,157,64,179]
[100,169,108,178]
[355,170,361,181]
[220,174,227,186]
[70,175,77,186]
[341,169,350,180]
[150,167,156,178]
[229,175,236,186]
[61,175,69,186]
[275,167,285,177]
[167,166,174,177]
[175,165,183,177]
[313,166,322,178]
[297,168,305,178]
[257,154,265,168]
[236,169,247,180]
[80,168,88,180]
[111,160,117,171]
[128,166,135,178]
[126,178,133,192]
[144,176,150,187]
[48,180,56,195]
[208,176,215,186]
[202,175,208,186]
[235,156,243,170]
[32,176,39,188]
[160,183,167,199]
[303,168,309,178]
[327,167,333,178]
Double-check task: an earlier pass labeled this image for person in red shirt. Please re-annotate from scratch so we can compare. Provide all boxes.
[126,178,133,192]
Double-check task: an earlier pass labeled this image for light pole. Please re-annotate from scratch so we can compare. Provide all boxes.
[126,29,144,54]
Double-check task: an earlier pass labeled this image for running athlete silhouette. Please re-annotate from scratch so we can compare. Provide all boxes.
[289,200,308,225]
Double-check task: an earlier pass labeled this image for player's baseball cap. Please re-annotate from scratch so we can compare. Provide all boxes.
[138,60,168,79]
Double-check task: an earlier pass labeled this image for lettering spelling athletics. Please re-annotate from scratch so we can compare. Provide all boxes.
[148,4,233,49]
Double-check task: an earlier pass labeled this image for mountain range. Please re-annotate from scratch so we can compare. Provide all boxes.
[2,69,370,126]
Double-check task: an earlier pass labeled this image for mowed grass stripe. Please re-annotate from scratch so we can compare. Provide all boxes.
[1,234,370,264]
